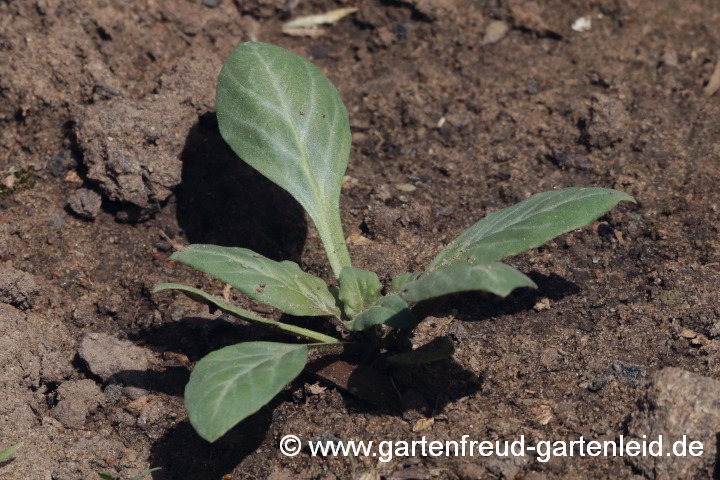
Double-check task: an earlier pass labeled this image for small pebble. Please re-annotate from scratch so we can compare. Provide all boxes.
[612,362,648,388]
[680,329,697,339]
[48,210,65,230]
[67,188,102,220]
[309,44,332,60]
[588,376,609,392]
[483,20,509,45]
[395,183,416,192]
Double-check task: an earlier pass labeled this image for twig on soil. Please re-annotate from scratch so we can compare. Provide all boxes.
[705,58,720,97]
[159,229,186,252]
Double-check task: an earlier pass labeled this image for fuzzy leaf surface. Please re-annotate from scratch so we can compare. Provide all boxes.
[186,342,308,442]
[400,263,537,303]
[216,41,352,276]
[170,245,340,317]
[429,188,634,269]
[389,272,418,293]
[344,294,415,331]
[337,266,382,318]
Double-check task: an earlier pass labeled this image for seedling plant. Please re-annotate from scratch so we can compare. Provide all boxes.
[0,443,21,463]
[98,468,160,480]
[154,42,634,443]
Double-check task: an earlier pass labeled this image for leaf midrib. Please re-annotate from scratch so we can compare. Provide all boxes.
[190,247,334,314]
[194,346,303,425]
[440,189,619,264]
[249,44,325,219]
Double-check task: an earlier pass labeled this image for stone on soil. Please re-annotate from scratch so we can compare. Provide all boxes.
[79,333,155,382]
[74,46,221,217]
[0,265,40,310]
[67,188,102,220]
[50,379,104,429]
[626,367,720,479]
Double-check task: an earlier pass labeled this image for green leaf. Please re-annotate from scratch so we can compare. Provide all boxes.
[388,336,455,365]
[153,283,340,344]
[337,267,382,318]
[0,443,21,463]
[389,273,418,293]
[400,263,537,303]
[186,342,308,442]
[217,41,352,277]
[97,468,161,480]
[344,294,416,331]
[132,468,161,480]
[429,188,634,269]
[170,245,340,318]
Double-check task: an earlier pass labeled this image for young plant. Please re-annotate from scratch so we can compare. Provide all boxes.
[98,468,161,480]
[154,42,634,443]
[0,443,22,463]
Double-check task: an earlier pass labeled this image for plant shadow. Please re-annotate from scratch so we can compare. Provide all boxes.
[129,315,258,362]
[175,113,307,261]
[437,271,581,322]
[307,353,484,416]
[124,316,290,479]
[122,311,485,478]
[149,405,274,480]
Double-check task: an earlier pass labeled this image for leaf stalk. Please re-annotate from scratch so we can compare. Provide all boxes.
[313,203,351,278]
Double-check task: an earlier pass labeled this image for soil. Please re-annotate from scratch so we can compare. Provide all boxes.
[1,0,720,479]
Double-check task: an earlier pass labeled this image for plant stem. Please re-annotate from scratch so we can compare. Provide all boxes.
[313,203,351,278]
[270,320,340,344]
[158,283,341,344]
[218,296,340,344]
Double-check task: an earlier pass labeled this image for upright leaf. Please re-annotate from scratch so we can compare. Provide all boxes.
[344,294,416,331]
[337,266,382,318]
[217,42,352,277]
[185,342,308,442]
[400,263,537,303]
[170,245,341,318]
[429,188,634,269]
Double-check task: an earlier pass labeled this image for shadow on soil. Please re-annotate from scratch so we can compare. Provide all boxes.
[149,406,274,480]
[175,113,308,261]
[124,113,313,478]
[439,272,581,322]
[129,315,257,361]
[126,271,582,479]
[124,316,486,478]
[125,318,308,478]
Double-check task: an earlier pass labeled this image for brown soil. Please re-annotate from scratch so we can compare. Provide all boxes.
[1,0,720,479]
